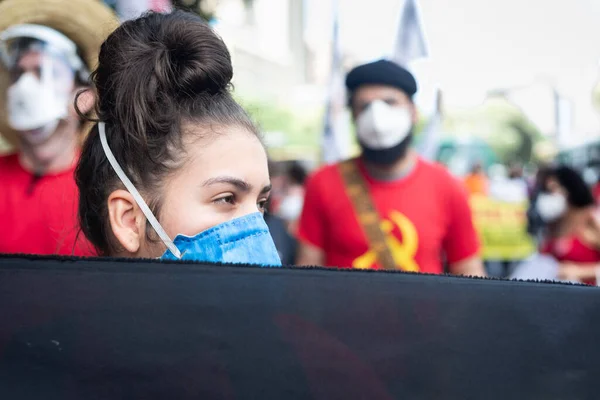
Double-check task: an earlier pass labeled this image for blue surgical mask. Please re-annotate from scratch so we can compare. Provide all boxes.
[161,212,281,266]
[98,122,282,267]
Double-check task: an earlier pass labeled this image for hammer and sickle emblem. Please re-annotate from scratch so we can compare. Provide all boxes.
[352,211,420,272]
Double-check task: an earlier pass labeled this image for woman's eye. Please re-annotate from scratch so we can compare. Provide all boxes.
[258,199,268,212]
[214,195,235,205]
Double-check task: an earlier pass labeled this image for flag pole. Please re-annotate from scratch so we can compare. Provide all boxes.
[321,0,345,164]
[391,0,440,161]
[392,0,428,66]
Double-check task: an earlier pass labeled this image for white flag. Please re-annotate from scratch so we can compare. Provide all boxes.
[393,0,437,159]
[554,90,572,150]
[392,0,429,66]
[418,89,443,161]
[321,0,347,164]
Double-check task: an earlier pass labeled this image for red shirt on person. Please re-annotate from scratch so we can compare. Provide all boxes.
[0,153,95,256]
[297,157,480,274]
[541,236,600,285]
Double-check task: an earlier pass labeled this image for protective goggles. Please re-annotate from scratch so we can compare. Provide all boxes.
[0,24,88,82]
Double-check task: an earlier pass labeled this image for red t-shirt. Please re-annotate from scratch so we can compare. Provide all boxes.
[0,153,95,256]
[297,158,480,274]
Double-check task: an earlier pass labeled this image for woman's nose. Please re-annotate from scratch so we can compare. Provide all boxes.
[236,201,262,219]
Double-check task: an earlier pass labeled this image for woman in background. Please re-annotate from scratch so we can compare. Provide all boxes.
[537,166,600,284]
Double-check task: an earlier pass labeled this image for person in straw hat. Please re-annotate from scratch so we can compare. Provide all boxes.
[0,0,119,255]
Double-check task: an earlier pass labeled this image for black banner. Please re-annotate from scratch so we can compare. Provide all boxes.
[1,255,599,399]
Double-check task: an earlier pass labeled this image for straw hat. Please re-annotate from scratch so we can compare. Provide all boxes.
[0,0,120,151]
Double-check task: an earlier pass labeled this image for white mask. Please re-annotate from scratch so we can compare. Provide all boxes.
[7,71,69,141]
[536,193,567,222]
[278,194,304,222]
[356,100,412,149]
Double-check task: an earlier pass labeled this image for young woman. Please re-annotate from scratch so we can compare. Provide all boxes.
[75,11,281,266]
[537,166,600,284]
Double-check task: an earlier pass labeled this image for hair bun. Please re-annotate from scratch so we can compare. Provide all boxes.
[159,14,232,96]
[92,10,233,147]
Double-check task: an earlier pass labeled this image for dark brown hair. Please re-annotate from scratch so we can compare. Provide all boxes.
[544,166,594,209]
[76,10,258,256]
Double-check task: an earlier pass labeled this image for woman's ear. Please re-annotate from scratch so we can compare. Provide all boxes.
[107,189,146,254]
[73,88,95,115]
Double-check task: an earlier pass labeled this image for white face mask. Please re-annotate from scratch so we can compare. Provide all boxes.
[278,194,304,222]
[536,193,567,222]
[7,71,70,142]
[356,100,412,150]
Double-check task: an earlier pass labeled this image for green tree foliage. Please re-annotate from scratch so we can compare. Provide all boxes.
[443,97,545,164]
[237,97,322,161]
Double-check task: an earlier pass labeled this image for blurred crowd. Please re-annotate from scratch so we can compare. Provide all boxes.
[464,160,600,282]
[266,153,600,284]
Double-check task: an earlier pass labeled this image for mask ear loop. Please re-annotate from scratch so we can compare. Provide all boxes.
[98,122,182,259]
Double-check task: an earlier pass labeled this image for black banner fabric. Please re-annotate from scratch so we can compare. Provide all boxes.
[1,255,600,399]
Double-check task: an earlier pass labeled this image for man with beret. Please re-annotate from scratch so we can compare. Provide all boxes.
[0,0,118,255]
[296,59,485,276]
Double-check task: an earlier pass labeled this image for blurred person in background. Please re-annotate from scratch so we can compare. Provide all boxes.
[523,163,539,199]
[463,161,488,196]
[268,161,288,215]
[264,160,302,263]
[487,163,535,276]
[489,162,529,203]
[296,59,484,276]
[537,166,600,284]
[527,165,551,244]
[0,0,118,255]
[264,205,298,265]
[277,161,307,233]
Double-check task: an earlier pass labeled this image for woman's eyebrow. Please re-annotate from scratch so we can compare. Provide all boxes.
[202,176,252,192]
[260,184,272,195]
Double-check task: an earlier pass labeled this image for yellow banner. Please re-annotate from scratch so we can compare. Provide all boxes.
[470,195,536,261]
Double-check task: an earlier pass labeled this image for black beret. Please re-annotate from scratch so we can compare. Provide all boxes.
[345,59,418,97]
